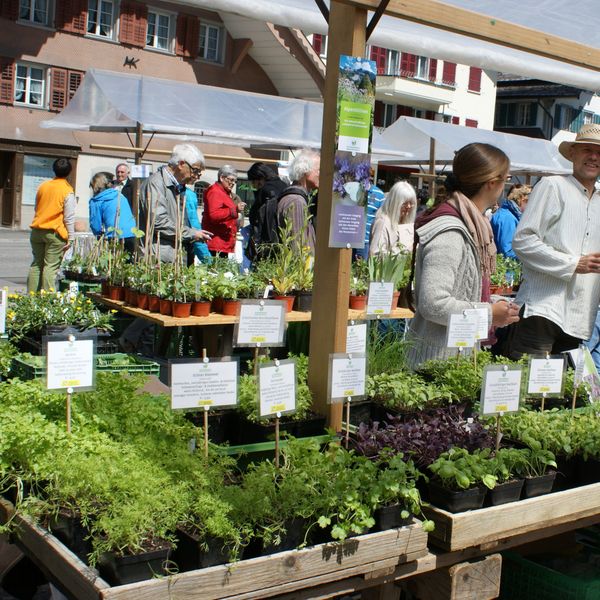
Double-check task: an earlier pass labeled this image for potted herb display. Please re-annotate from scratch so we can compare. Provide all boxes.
[368,250,409,310]
[349,258,369,310]
[486,447,527,506]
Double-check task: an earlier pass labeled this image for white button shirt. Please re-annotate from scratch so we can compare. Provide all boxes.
[513,174,600,339]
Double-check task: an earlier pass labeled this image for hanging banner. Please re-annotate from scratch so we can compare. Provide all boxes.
[329,55,376,249]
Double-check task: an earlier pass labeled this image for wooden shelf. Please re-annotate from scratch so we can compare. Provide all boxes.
[89,294,414,328]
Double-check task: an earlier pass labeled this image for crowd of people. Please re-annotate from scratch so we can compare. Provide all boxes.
[25,124,600,368]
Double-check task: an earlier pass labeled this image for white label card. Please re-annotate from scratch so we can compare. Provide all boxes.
[447,312,478,348]
[481,366,522,415]
[46,338,95,390]
[0,289,6,335]
[258,360,296,418]
[130,164,151,178]
[170,360,238,409]
[464,307,489,341]
[235,301,286,346]
[346,322,367,354]
[527,357,564,396]
[329,354,367,403]
[366,281,394,316]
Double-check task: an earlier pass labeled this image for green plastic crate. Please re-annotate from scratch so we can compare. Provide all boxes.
[501,552,600,600]
[11,353,159,380]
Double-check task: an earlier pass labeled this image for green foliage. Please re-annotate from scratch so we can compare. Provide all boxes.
[490,254,521,288]
[350,258,369,295]
[0,341,18,378]
[428,447,497,490]
[367,251,408,288]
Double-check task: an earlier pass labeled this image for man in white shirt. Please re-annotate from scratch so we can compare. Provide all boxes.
[494,124,600,358]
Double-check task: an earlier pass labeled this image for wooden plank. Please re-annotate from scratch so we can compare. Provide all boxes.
[337,0,600,71]
[0,500,108,600]
[101,522,428,600]
[90,294,412,327]
[407,554,502,600]
[424,481,600,551]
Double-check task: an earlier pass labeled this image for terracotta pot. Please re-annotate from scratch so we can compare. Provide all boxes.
[391,291,400,310]
[137,292,149,311]
[221,299,240,316]
[148,294,160,313]
[124,288,133,305]
[159,298,172,316]
[349,294,367,310]
[191,301,211,317]
[101,280,109,295]
[211,297,224,314]
[129,290,138,307]
[172,301,192,318]
[274,295,295,313]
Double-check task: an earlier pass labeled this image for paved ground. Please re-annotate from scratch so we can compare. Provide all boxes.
[0,228,29,294]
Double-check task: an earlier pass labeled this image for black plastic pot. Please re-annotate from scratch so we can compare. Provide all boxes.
[173,529,239,571]
[576,458,600,486]
[293,412,327,438]
[374,504,412,531]
[553,456,579,491]
[428,482,486,513]
[184,410,235,445]
[295,292,313,312]
[523,471,557,499]
[262,517,309,554]
[228,414,297,445]
[485,479,524,507]
[98,545,172,586]
[48,510,92,563]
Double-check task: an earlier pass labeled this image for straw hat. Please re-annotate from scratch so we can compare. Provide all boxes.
[558,124,600,160]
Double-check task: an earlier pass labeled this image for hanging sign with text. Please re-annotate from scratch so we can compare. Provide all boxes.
[258,359,297,418]
[234,300,286,347]
[328,353,367,403]
[481,365,523,415]
[527,356,565,397]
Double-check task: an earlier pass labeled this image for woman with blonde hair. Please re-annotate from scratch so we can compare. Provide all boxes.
[369,180,416,256]
[406,143,520,369]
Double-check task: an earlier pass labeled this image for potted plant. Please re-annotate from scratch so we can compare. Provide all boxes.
[427,448,498,512]
[486,448,527,505]
[368,250,409,310]
[349,258,369,310]
[187,268,214,317]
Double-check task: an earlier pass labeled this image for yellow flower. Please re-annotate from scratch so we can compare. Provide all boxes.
[111,309,118,313]
[29,291,35,296]
[49,287,55,292]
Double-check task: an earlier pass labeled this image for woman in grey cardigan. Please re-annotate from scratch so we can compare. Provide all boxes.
[406,143,520,369]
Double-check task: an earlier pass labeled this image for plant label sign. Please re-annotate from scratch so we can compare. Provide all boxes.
[366,282,394,317]
[328,353,367,403]
[346,322,367,354]
[0,289,6,335]
[463,306,489,340]
[527,357,565,396]
[258,359,296,418]
[45,336,95,391]
[170,359,238,410]
[481,365,523,415]
[234,300,286,347]
[446,312,478,348]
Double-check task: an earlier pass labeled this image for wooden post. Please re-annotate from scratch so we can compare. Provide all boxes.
[132,122,143,256]
[307,1,367,431]
[429,137,437,198]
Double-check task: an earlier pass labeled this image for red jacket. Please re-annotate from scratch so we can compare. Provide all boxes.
[202,182,239,253]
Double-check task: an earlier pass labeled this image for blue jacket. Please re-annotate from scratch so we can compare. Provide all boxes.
[89,188,136,239]
[490,199,521,260]
[185,188,212,263]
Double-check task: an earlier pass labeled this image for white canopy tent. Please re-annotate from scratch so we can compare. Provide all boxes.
[174,0,600,91]
[379,116,572,175]
[39,69,409,159]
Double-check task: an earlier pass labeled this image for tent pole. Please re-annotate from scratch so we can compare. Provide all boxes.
[132,122,143,241]
[429,138,436,198]
[307,1,367,432]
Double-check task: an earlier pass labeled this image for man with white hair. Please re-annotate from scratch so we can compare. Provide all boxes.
[114,162,133,208]
[139,143,212,263]
[277,149,319,254]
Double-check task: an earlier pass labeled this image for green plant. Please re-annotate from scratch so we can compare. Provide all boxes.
[368,251,408,288]
[350,258,369,295]
[428,448,497,490]
[0,341,17,378]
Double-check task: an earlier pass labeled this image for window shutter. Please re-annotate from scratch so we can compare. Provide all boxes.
[425,110,436,120]
[528,102,538,127]
[49,67,68,111]
[442,61,456,86]
[451,116,459,125]
[119,1,148,47]
[369,46,387,75]
[428,58,437,82]
[594,114,600,125]
[400,53,416,77]
[68,69,83,101]
[0,58,14,105]
[56,0,87,34]
[571,108,584,133]
[312,34,322,55]
[496,103,507,126]
[374,101,384,127]
[0,0,18,20]
[176,14,199,58]
[465,118,478,128]
[468,67,482,92]
[554,104,562,129]
[396,105,413,119]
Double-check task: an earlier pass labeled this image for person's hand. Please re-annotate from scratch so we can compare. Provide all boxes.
[576,253,600,274]
[491,300,520,327]
[195,230,213,241]
[62,242,72,253]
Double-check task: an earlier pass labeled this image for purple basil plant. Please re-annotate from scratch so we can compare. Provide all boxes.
[353,405,494,469]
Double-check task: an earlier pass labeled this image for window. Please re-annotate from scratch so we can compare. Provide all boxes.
[382,103,396,127]
[386,49,399,76]
[19,0,49,25]
[468,67,482,93]
[146,10,171,51]
[584,111,594,125]
[400,53,416,77]
[199,22,223,62]
[465,118,478,128]
[415,56,429,80]
[87,0,114,38]
[442,61,456,87]
[15,64,45,106]
[370,46,387,75]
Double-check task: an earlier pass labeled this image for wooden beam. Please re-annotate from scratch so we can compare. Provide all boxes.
[307,2,367,429]
[231,38,254,74]
[337,0,600,71]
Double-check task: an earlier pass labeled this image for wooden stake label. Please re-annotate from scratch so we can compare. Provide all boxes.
[234,300,286,347]
[527,356,565,396]
[328,353,367,403]
[366,282,394,317]
[258,359,296,418]
[446,311,478,348]
[346,321,367,354]
[481,365,522,415]
[45,334,96,391]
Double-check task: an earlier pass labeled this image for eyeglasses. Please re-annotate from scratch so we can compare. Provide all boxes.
[223,176,237,184]
[184,161,203,176]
